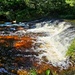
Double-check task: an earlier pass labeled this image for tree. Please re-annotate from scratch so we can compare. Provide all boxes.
[65,0,75,6]
[0,0,75,22]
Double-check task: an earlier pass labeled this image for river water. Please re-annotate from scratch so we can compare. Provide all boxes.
[0,19,75,74]
[26,20,75,69]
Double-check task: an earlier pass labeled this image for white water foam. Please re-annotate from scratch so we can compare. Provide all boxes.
[26,21,75,69]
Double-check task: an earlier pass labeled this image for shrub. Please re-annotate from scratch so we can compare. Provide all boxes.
[66,39,75,61]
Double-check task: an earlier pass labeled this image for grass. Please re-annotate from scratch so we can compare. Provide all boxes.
[29,69,37,75]
[66,39,75,61]
[64,19,75,25]
[45,69,51,75]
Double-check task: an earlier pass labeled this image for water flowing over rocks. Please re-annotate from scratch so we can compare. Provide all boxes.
[0,19,75,74]
[26,21,75,69]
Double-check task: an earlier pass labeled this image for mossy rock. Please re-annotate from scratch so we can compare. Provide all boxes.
[66,39,75,62]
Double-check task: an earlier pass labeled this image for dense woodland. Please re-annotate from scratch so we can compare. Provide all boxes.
[0,0,75,22]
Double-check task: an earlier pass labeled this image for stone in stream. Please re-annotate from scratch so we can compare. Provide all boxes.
[0,68,8,73]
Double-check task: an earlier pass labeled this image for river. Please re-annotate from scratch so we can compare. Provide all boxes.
[0,19,75,75]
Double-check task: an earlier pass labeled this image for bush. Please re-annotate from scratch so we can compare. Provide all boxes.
[66,39,75,61]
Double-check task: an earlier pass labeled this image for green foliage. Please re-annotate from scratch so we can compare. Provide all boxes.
[45,69,51,75]
[29,69,37,75]
[0,0,75,22]
[66,39,75,61]
[65,0,75,6]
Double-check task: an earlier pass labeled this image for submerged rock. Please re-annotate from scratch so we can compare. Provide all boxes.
[0,68,8,73]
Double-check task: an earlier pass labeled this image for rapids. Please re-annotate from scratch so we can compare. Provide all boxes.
[26,21,75,69]
[0,20,75,70]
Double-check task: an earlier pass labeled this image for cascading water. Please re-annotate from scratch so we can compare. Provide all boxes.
[0,20,75,71]
[26,21,75,69]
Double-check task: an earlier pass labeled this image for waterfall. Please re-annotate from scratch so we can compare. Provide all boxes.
[26,21,75,69]
[0,20,75,69]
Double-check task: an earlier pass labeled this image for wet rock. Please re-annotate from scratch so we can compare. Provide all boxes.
[0,68,8,73]
[17,69,28,75]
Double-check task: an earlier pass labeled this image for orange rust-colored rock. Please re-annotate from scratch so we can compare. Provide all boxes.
[0,36,35,48]
[33,62,59,74]
[17,69,28,75]
[0,39,9,47]
[4,36,19,40]
[16,26,25,30]
[0,36,19,47]
[15,57,27,63]
[0,63,4,67]
[11,70,17,74]
[0,36,19,41]
[36,63,50,74]
[14,36,35,49]
[0,40,5,43]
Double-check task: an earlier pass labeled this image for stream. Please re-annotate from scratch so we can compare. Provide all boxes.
[0,19,75,75]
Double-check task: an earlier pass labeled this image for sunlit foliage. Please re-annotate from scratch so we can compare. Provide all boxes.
[0,0,75,22]
[66,39,75,61]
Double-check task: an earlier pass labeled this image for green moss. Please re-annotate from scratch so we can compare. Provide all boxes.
[29,69,37,75]
[66,39,75,61]
[45,69,51,75]
[64,19,75,25]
